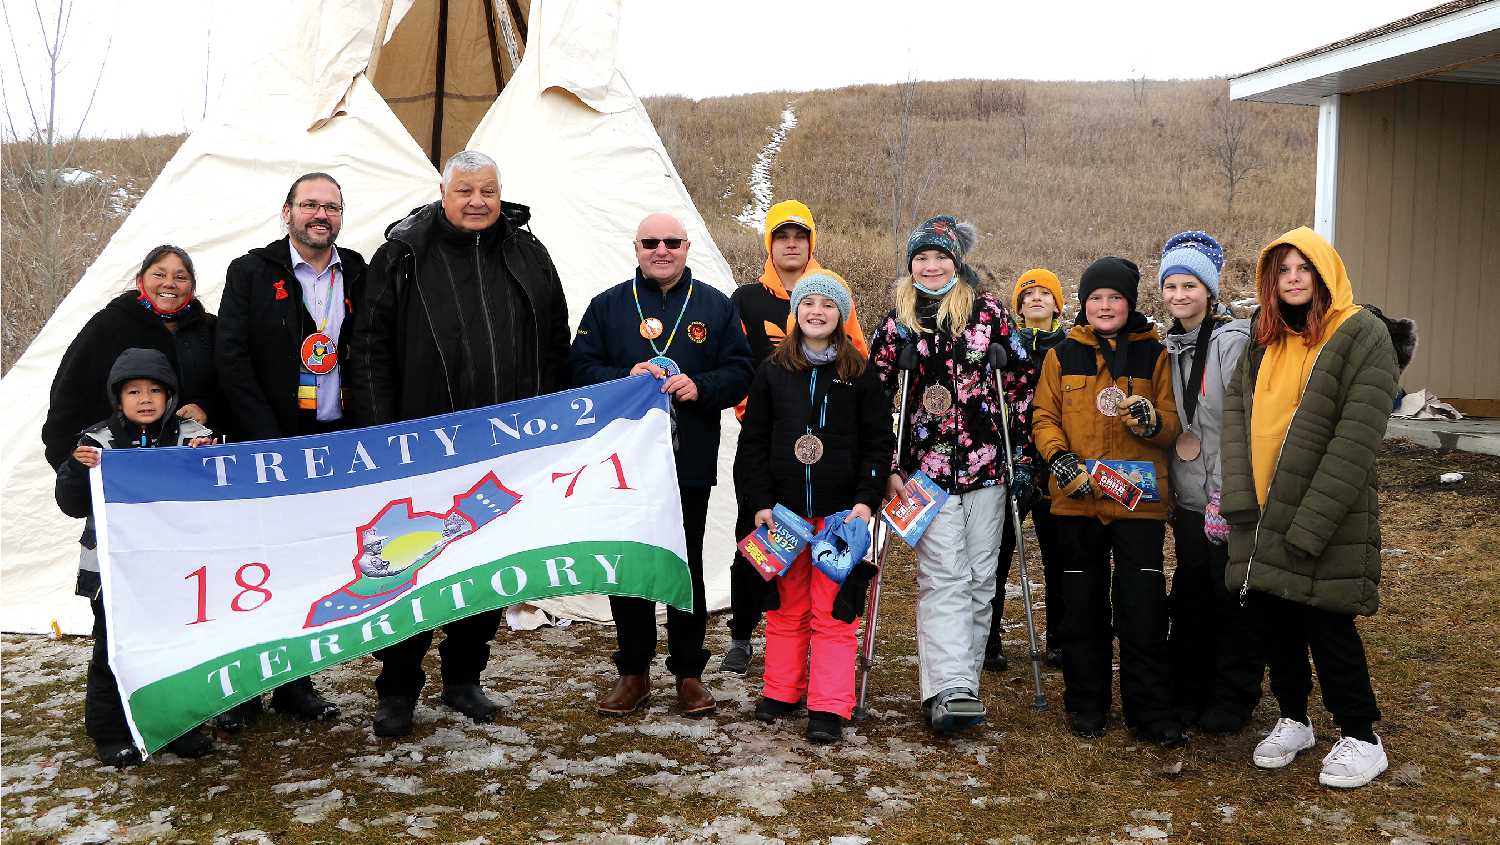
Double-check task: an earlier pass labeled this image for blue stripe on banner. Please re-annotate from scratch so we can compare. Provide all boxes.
[100,376,666,504]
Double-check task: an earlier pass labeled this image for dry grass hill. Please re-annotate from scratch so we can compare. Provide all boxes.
[647,78,1315,325]
[0,78,1314,371]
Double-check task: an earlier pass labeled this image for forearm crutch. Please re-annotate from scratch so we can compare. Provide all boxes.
[853,341,920,721]
[988,343,1047,710]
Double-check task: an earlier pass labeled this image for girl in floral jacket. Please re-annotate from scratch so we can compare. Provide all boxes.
[867,215,1034,735]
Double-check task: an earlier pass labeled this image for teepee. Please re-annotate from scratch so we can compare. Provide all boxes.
[0,0,739,634]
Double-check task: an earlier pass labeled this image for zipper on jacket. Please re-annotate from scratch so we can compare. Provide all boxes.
[1238,342,1327,606]
[411,252,458,412]
[473,233,502,403]
[502,230,544,394]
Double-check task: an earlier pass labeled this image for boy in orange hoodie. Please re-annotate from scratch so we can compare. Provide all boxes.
[721,200,867,674]
[1031,257,1183,746]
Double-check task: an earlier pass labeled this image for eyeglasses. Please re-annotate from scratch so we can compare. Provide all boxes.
[638,238,685,250]
[294,200,344,215]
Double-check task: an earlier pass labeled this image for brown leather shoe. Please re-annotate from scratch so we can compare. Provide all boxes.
[597,673,650,715]
[675,676,716,717]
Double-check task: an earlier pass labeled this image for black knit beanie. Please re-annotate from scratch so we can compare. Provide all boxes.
[1076,256,1141,318]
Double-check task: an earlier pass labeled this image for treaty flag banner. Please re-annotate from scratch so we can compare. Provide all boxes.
[92,376,691,753]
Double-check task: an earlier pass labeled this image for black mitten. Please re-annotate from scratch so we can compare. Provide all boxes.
[832,561,879,623]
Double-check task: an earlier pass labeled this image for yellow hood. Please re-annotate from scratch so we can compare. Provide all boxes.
[1254,226,1356,317]
[759,199,819,299]
[1249,226,1362,506]
[763,199,816,256]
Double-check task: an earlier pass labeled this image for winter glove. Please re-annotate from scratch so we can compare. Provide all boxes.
[1050,450,1092,499]
[832,561,879,623]
[1009,458,1039,512]
[1203,495,1230,545]
[1119,394,1161,438]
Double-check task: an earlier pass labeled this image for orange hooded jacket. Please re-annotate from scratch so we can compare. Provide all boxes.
[730,200,868,419]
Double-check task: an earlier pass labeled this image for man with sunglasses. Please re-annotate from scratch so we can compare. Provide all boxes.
[345,150,572,739]
[214,171,366,728]
[570,212,753,718]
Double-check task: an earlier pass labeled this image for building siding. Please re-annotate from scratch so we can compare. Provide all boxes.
[1335,79,1499,402]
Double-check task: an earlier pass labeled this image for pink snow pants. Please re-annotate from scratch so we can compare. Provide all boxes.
[762,533,858,719]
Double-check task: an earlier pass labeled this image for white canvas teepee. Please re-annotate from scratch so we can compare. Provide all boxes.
[0,0,740,634]
[468,0,740,626]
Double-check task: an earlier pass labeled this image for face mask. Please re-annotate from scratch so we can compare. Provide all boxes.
[914,275,958,297]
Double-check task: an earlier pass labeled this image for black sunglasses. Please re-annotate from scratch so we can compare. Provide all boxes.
[638,238,686,250]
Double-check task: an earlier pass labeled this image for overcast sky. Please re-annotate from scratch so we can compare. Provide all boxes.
[2,0,1436,139]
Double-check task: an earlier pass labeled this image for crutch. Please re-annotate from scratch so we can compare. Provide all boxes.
[853,340,920,721]
[988,343,1048,710]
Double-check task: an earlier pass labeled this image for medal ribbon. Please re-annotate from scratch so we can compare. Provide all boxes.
[1178,319,1215,426]
[1095,331,1132,382]
[308,265,340,333]
[633,277,695,356]
[803,366,831,513]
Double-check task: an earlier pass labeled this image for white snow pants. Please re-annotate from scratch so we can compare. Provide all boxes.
[914,484,1005,702]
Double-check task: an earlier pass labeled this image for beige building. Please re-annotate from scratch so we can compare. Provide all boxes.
[1232,0,1500,416]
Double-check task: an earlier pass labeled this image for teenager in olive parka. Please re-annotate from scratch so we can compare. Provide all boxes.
[1220,226,1399,789]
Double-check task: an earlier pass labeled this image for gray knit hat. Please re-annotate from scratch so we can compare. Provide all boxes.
[790,271,853,323]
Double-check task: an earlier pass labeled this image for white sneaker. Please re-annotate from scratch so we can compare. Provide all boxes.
[1319,735,1388,788]
[1253,718,1316,768]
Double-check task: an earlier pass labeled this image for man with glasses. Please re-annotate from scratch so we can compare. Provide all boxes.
[570,212,753,718]
[346,150,571,739]
[214,171,363,728]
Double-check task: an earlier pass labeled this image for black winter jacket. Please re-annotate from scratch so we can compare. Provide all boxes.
[216,237,367,441]
[570,269,754,488]
[345,201,570,426]
[55,347,213,597]
[734,358,892,520]
[42,292,218,469]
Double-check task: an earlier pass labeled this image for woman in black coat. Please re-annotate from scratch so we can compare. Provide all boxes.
[42,245,220,469]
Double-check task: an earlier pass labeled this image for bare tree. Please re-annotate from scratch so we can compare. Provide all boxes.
[885,75,948,273]
[1205,96,1258,217]
[888,75,919,270]
[2,0,111,305]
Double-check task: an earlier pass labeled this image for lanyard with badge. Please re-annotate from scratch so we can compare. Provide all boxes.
[298,266,340,409]
[634,276,694,376]
[1173,319,1214,460]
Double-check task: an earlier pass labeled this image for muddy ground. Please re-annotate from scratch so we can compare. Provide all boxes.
[3,441,1498,844]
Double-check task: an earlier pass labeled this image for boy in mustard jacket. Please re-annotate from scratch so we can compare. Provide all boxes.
[1031,257,1183,745]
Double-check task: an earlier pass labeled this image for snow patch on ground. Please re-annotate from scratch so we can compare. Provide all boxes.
[734,104,798,232]
[51,168,142,217]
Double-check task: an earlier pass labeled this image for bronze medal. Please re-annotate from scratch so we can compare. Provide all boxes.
[640,317,664,340]
[793,433,824,465]
[1175,430,1202,461]
[921,384,953,415]
[1095,385,1127,417]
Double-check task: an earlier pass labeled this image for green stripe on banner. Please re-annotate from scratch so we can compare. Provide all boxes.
[127,541,691,752]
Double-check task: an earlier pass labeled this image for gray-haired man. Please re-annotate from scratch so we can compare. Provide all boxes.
[346,150,571,738]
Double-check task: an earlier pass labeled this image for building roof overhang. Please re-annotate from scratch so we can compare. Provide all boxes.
[1231,0,1500,104]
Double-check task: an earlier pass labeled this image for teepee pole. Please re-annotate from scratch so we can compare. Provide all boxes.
[367,0,396,79]
[481,0,505,91]
[431,0,450,167]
